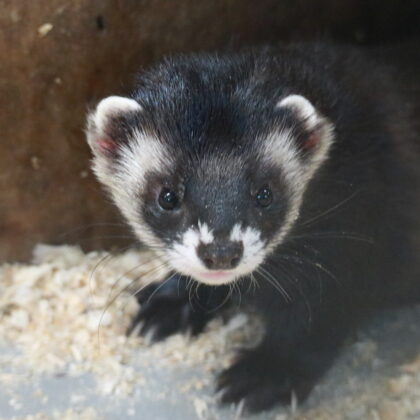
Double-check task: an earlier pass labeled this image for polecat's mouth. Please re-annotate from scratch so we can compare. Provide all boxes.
[199,271,233,279]
[193,270,237,285]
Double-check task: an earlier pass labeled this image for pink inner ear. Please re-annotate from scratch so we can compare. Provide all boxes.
[97,137,117,153]
[303,133,319,150]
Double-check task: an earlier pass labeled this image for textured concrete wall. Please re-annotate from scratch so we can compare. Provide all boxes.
[0,0,418,261]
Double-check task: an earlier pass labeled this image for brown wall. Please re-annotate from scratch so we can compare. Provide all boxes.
[0,0,418,261]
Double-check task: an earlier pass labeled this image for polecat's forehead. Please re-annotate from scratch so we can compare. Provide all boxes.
[133,102,272,157]
[131,57,295,155]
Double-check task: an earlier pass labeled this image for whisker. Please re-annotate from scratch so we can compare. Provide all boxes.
[299,190,361,228]
[76,235,137,242]
[289,231,374,244]
[257,266,291,302]
[276,252,340,286]
[58,222,128,239]
[266,259,313,326]
[234,278,242,308]
[97,260,170,349]
[105,259,169,314]
[208,284,233,313]
[144,272,177,306]
[194,281,201,300]
[88,244,135,302]
[127,263,172,301]
[187,276,195,309]
[251,273,259,293]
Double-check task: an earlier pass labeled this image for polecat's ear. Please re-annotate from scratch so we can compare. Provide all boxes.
[86,96,142,156]
[277,94,333,153]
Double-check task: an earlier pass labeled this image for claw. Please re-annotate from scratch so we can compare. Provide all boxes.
[127,320,143,337]
[143,326,157,345]
[234,399,245,420]
[290,390,298,414]
[216,348,317,413]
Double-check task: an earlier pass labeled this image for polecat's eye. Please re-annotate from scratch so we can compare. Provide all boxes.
[255,186,272,208]
[158,188,179,210]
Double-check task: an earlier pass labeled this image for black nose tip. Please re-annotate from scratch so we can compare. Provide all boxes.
[197,242,243,270]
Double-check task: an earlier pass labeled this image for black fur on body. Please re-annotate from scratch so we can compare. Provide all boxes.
[87,42,420,413]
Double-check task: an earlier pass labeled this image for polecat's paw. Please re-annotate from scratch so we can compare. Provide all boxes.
[127,281,210,342]
[217,349,314,413]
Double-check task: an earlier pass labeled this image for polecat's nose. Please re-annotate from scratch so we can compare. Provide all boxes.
[197,242,243,270]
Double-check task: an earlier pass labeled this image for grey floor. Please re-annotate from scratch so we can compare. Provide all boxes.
[1,305,420,420]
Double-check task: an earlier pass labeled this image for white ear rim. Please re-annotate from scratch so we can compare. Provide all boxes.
[277,94,318,129]
[93,95,142,132]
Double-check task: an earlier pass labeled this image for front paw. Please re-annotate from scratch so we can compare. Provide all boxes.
[217,349,315,413]
[127,279,210,342]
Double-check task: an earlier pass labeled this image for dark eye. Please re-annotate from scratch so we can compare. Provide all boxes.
[158,188,179,211]
[255,186,272,208]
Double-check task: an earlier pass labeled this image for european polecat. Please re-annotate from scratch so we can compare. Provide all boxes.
[86,43,420,413]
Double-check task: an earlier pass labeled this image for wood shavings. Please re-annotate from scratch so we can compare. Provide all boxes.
[0,245,168,395]
[387,375,413,396]
[377,399,408,420]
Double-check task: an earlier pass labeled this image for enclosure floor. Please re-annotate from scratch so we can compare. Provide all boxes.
[1,245,419,420]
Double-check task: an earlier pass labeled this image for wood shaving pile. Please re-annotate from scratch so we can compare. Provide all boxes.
[0,245,165,388]
[0,244,419,420]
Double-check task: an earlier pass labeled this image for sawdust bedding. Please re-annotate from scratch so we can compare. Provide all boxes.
[0,245,419,420]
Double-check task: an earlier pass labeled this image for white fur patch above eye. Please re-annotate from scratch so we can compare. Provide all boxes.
[259,95,335,249]
[91,129,169,196]
[87,128,173,253]
[118,130,168,186]
[259,126,333,248]
[261,129,304,192]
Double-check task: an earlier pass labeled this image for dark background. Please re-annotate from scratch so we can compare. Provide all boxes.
[1,0,419,262]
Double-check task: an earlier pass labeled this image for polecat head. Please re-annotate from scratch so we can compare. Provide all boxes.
[86,55,334,285]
